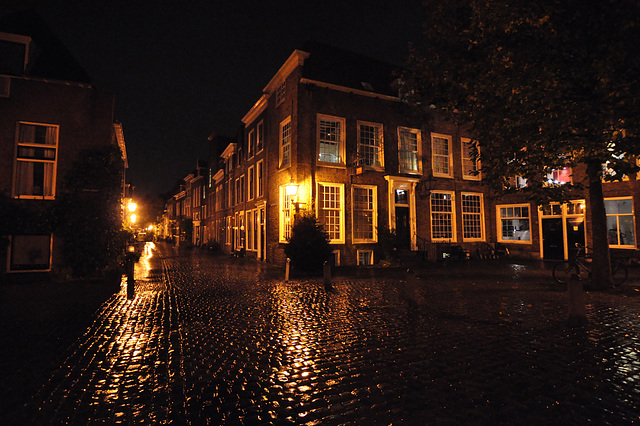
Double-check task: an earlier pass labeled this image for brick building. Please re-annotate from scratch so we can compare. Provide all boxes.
[0,11,126,275]
[166,42,639,266]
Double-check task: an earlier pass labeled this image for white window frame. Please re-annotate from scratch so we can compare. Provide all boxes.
[316,182,345,244]
[430,190,456,242]
[13,122,59,199]
[317,114,346,166]
[280,116,292,168]
[605,197,636,248]
[279,185,294,243]
[461,192,485,242]
[497,204,532,244]
[352,185,377,243]
[248,166,255,200]
[431,133,453,178]
[248,128,255,158]
[398,127,422,174]
[246,210,254,251]
[357,121,384,169]
[257,120,264,153]
[257,159,264,197]
[461,137,481,180]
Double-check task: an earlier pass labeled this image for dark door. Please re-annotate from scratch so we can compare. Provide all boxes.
[542,218,563,260]
[395,206,411,249]
[566,217,585,258]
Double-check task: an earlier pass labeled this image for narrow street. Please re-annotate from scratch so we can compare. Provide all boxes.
[15,242,640,424]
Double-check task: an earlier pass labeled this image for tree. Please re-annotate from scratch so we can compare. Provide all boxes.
[284,214,332,273]
[403,0,640,288]
[56,144,127,277]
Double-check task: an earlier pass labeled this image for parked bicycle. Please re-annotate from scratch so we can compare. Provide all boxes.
[552,244,628,286]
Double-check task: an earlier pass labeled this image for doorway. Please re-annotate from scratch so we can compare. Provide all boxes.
[395,206,411,249]
[539,201,586,260]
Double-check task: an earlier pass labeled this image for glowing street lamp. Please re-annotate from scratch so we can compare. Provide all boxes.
[130,213,137,224]
[127,201,138,213]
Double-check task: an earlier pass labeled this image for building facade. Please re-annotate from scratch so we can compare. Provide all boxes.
[165,42,639,266]
[0,11,126,275]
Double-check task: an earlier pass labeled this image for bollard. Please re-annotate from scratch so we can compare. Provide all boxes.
[126,256,135,299]
[285,258,291,281]
[567,273,587,327]
[323,261,333,292]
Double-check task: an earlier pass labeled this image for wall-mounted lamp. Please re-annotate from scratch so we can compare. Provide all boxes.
[285,180,299,198]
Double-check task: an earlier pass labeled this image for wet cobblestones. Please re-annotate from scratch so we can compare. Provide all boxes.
[12,243,640,424]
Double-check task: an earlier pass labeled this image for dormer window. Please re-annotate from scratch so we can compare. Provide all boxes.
[0,32,31,76]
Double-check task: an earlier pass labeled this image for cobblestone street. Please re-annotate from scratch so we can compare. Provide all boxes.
[10,242,640,424]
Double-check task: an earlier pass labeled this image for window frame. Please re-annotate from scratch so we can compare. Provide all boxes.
[351,185,378,243]
[461,137,481,181]
[316,182,345,244]
[8,234,53,272]
[279,185,294,243]
[248,165,255,200]
[398,126,422,175]
[357,250,374,266]
[431,133,453,178]
[461,192,486,242]
[13,121,59,199]
[317,114,346,167]
[605,196,636,248]
[256,120,264,153]
[257,159,264,198]
[430,190,456,242]
[279,116,292,168]
[357,121,384,170]
[496,203,532,244]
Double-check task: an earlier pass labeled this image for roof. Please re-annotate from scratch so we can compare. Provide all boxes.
[0,9,92,83]
[298,41,400,98]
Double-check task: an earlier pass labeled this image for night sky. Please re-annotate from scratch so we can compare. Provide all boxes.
[10,1,425,197]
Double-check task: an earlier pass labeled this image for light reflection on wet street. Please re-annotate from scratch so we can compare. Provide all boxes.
[20,243,640,424]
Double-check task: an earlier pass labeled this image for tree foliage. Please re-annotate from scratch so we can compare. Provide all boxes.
[284,214,332,273]
[403,0,640,288]
[56,144,127,277]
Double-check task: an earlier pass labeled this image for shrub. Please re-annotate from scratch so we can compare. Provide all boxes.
[284,215,332,273]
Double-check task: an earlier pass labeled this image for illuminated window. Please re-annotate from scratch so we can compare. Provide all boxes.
[430,191,455,241]
[546,167,571,185]
[605,197,635,247]
[398,127,421,174]
[431,133,452,178]
[462,138,481,180]
[225,216,233,245]
[280,117,292,168]
[318,114,345,164]
[497,204,531,243]
[352,185,377,243]
[257,121,264,153]
[247,210,254,251]
[357,250,374,266]
[236,211,244,249]
[248,166,255,200]
[14,122,58,199]
[462,193,485,241]
[9,234,52,271]
[357,121,383,168]
[317,183,345,243]
[279,185,294,242]
[508,176,528,189]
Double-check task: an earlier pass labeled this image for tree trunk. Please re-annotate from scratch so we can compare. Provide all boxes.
[586,160,613,289]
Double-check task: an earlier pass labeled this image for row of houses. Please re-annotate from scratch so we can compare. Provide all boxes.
[161,41,640,266]
[1,11,129,276]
